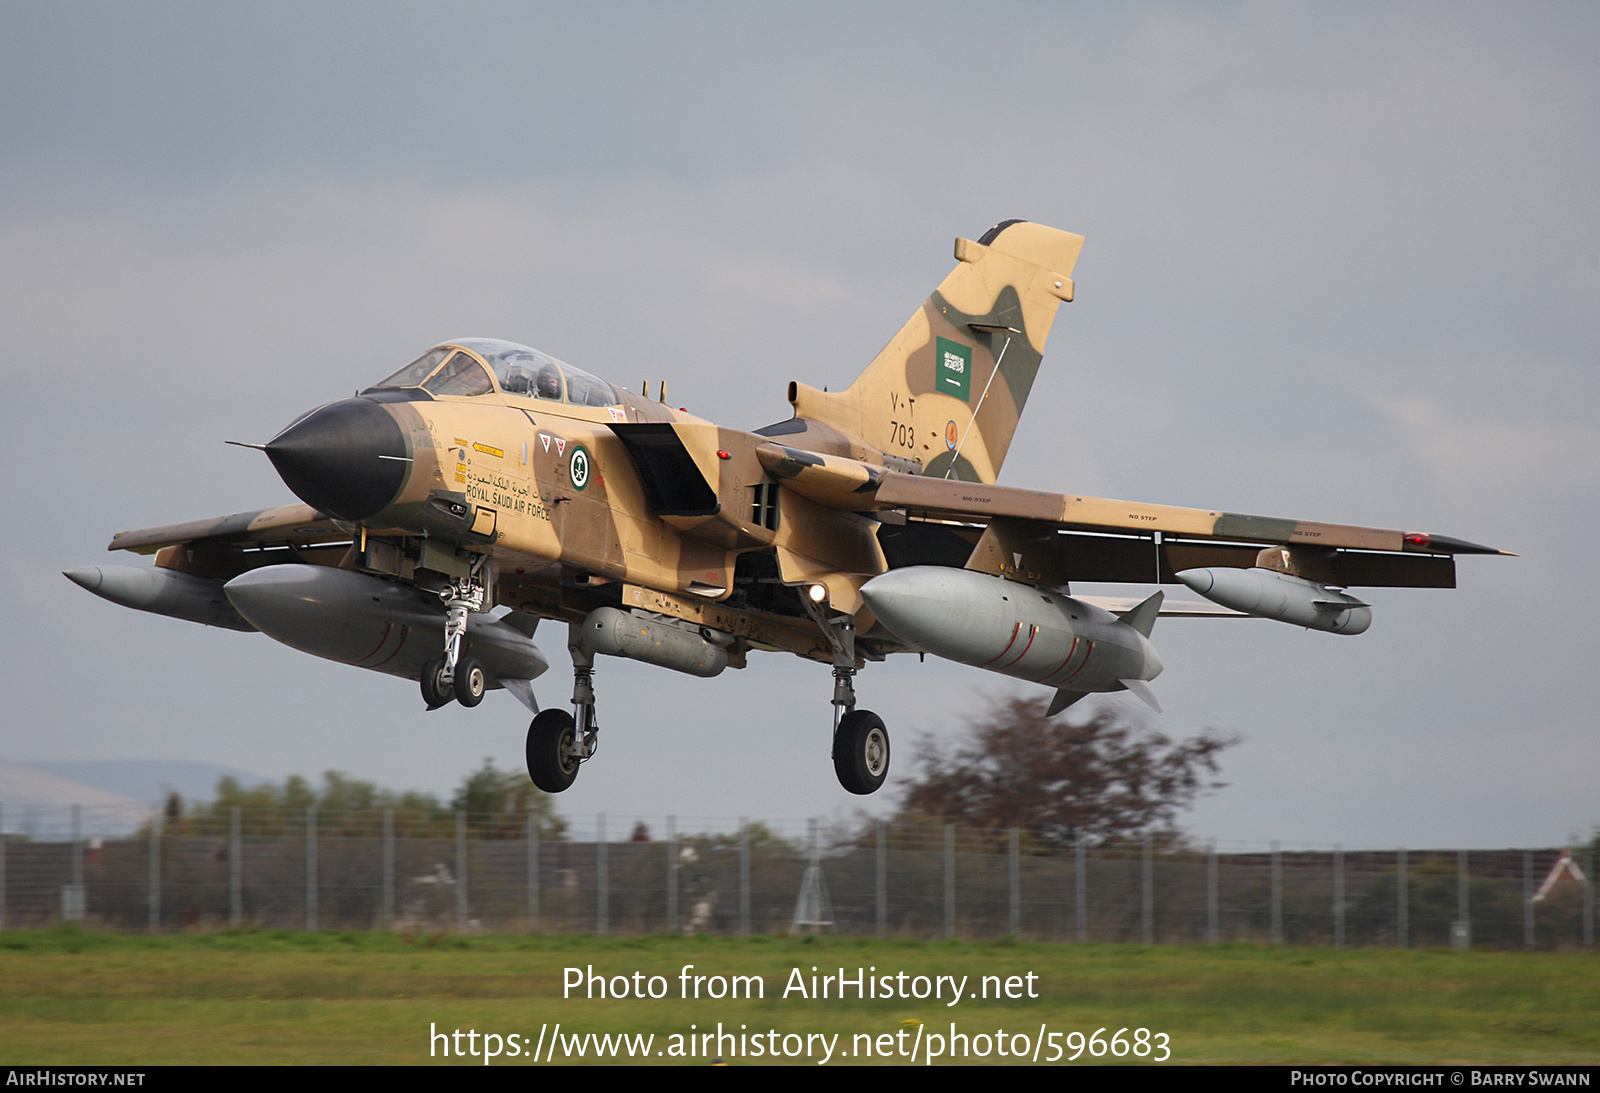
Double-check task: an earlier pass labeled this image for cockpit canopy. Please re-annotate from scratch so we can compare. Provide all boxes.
[367,339,619,407]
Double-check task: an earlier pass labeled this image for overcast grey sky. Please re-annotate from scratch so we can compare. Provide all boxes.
[3,3,1596,847]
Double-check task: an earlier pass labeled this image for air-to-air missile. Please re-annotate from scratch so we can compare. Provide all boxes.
[1175,567,1371,635]
[860,566,1166,713]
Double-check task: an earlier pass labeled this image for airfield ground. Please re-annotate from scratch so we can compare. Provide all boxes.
[0,929,1594,1065]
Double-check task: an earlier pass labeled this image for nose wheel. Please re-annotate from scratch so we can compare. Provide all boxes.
[420,564,489,710]
[421,656,453,709]
[454,656,486,707]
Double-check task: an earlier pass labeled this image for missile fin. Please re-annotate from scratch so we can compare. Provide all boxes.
[1119,678,1163,713]
[1047,688,1090,716]
[498,611,541,638]
[499,678,540,714]
[1118,590,1164,637]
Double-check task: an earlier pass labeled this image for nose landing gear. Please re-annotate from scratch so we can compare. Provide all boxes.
[419,563,488,709]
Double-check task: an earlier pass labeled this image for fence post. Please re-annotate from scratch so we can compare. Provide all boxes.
[1270,841,1282,945]
[1452,849,1471,949]
[666,815,677,935]
[943,824,955,940]
[1333,844,1344,949]
[66,803,84,922]
[1141,834,1154,945]
[1206,839,1218,944]
[1580,844,1593,947]
[383,809,394,930]
[1523,850,1534,951]
[1009,828,1021,937]
[230,806,242,928]
[526,809,537,933]
[596,812,608,936]
[875,820,886,940]
[306,806,317,931]
[1397,848,1408,949]
[1075,836,1087,943]
[739,818,750,937]
[455,811,468,931]
[148,807,160,934]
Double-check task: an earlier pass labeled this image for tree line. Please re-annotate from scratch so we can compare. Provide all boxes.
[155,695,1236,848]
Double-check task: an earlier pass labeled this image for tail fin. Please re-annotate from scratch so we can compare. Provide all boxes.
[1119,590,1164,638]
[787,220,1083,483]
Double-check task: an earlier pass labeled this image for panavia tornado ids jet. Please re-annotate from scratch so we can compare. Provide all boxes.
[66,220,1507,796]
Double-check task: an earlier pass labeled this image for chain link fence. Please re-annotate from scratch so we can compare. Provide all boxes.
[1,803,1593,948]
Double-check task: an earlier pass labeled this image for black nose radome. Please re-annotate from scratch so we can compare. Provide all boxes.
[265,397,407,521]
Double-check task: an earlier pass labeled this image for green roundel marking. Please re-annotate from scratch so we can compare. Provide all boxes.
[569,445,592,491]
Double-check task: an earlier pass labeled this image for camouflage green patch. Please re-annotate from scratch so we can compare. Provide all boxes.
[1213,512,1299,542]
[985,285,1043,414]
[936,337,972,401]
[922,449,980,482]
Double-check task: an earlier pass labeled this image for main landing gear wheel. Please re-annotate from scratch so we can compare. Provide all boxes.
[420,657,453,709]
[454,656,486,708]
[527,708,580,793]
[833,709,890,795]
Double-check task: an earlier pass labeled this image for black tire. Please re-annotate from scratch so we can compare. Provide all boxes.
[454,656,486,708]
[832,709,890,795]
[527,709,580,792]
[420,656,453,709]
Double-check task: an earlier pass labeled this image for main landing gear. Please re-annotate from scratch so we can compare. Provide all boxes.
[827,664,890,795]
[421,566,488,710]
[800,592,892,795]
[526,622,599,793]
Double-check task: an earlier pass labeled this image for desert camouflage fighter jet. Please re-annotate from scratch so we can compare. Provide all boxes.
[66,220,1507,795]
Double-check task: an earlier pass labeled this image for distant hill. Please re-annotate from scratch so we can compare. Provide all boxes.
[0,763,145,810]
[9,759,268,807]
[0,763,150,837]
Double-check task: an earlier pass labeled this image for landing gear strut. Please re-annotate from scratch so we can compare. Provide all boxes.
[525,622,600,793]
[802,592,891,795]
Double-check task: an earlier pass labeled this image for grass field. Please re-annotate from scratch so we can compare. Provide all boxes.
[0,927,1595,1065]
